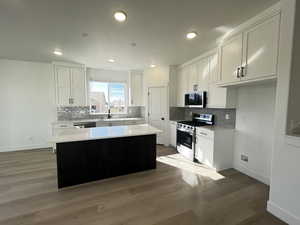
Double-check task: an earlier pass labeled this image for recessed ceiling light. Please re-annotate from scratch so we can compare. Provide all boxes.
[186,32,198,40]
[114,11,127,22]
[108,59,115,63]
[150,64,156,68]
[53,50,63,56]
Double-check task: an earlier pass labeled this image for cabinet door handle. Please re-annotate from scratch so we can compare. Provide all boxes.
[241,66,245,77]
[237,67,241,78]
[199,132,207,136]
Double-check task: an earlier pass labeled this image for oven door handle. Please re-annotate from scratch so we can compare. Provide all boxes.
[177,128,194,135]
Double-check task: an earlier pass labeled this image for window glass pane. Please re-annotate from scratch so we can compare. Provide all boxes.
[109,83,126,113]
[89,81,127,114]
[89,81,109,113]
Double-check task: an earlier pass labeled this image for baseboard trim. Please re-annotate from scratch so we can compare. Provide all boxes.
[267,201,300,225]
[234,163,270,185]
[0,144,52,152]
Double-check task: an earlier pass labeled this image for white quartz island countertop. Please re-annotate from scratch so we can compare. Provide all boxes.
[49,124,162,144]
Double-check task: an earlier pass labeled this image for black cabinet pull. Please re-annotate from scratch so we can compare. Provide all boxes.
[237,67,241,78]
[161,118,165,120]
[241,66,245,77]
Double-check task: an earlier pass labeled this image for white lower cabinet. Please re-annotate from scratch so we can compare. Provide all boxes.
[195,127,234,171]
[169,121,177,147]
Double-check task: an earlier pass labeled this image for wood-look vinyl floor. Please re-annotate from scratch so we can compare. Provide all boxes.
[0,145,286,225]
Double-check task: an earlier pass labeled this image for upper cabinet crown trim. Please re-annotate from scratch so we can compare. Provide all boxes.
[52,61,86,69]
[179,49,218,69]
[217,2,281,45]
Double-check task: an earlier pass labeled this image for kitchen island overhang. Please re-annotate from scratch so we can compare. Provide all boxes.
[49,124,162,189]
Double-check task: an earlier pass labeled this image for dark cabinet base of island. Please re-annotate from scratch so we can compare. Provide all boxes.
[56,134,156,188]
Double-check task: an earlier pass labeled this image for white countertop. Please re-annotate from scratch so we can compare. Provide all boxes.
[49,124,162,144]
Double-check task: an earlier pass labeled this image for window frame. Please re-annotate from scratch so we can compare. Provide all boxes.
[88,80,128,115]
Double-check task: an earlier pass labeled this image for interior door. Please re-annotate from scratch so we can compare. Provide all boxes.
[56,66,71,106]
[242,14,280,80]
[220,33,243,84]
[71,67,86,106]
[148,87,168,145]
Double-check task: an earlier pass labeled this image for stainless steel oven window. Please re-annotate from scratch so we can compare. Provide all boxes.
[176,129,193,149]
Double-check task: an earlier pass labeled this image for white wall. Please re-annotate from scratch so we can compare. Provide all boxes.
[234,82,276,185]
[268,0,300,224]
[0,59,56,152]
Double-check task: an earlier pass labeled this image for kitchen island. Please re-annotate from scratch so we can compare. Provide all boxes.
[49,124,162,188]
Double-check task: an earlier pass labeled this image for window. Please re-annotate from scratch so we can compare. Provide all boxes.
[89,81,127,114]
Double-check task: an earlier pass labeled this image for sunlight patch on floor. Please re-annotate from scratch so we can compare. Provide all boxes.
[157,154,225,186]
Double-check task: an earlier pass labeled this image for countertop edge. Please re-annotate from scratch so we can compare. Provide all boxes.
[49,124,162,144]
[50,132,161,144]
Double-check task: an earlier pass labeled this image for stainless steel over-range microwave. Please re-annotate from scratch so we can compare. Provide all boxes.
[184,92,207,108]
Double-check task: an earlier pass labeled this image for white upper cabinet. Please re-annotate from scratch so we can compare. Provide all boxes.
[219,33,243,84]
[197,57,210,92]
[130,71,143,106]
[176,52,236,109]
[219,13,280,86]
[54,63,87,106]
[176,68,187,107]
[187,63,197,92]
[242,14,280,80]
[208,53,237,109]
[70,67,87,106]
[209,53,220,83]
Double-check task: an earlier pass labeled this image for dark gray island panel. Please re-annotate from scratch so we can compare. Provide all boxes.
[56,134,156,188]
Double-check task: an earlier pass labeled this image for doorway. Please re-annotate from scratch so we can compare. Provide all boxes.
[147,86,168,145]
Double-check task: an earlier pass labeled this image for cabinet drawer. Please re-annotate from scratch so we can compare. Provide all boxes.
[196,128,214,140]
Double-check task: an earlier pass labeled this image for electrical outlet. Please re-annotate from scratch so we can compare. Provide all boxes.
[225,114,230,120]
[241,154,248,162]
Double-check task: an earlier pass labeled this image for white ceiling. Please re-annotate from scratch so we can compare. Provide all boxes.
[0,0,279,70]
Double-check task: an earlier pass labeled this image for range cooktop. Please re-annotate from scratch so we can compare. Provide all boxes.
[177,113,214,127]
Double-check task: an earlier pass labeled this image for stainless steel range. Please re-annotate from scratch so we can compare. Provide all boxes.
[176,114,214,161]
